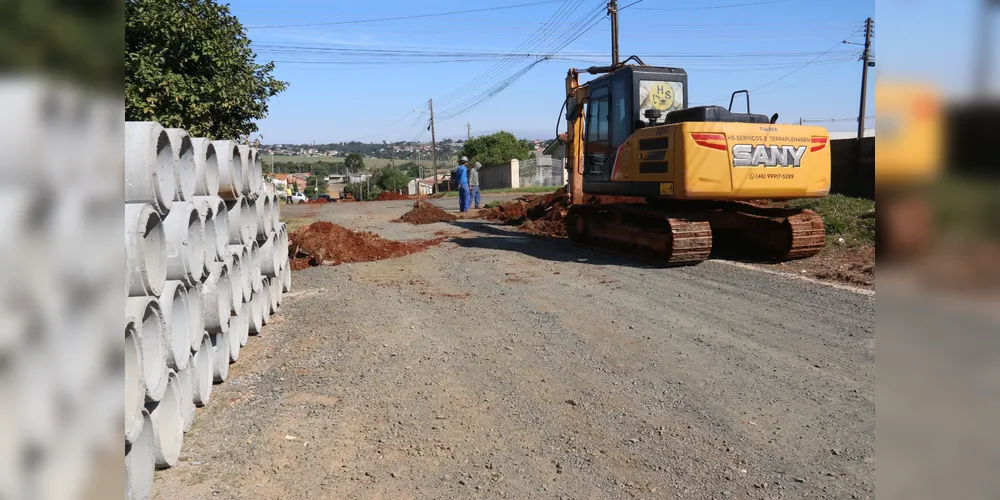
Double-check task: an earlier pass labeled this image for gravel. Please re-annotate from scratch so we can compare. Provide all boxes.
[155,199,875,499]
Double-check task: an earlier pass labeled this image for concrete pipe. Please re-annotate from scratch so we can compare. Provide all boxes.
[125,121,175,214]
[251,148,264,196]
[164,128,196,202]
[125,409,155,500]
[248,284,264,335]
[186,283,205,350]
[177,362,196,433]
[225,247,246,311]
[193,195,229,260]
[210,332,230,383]
[259,232,282,278]
[126,203,167,297]
[162,200,205,286]
[270,193,280,232]
[255,193,273,239]
[228,310,244,362]
[191,137,220,196]
[213,140,243,200]
[248,239,262,285]
[245,196,260,244]
[126,296,168,402]
[200,262,230,335]
[239,299,252,346]
[147,369,183,469]
[225,196,253,245]
[199,211,218,276]
[158,281,191,371]
[268,273,281,314]
[191,332,213,407]
[260,283,271,326]
[237,144,252,196]
[282,257,292,293]
[125,319,145,444]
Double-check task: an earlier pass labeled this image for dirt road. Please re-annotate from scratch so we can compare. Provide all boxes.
[155,199,875,499]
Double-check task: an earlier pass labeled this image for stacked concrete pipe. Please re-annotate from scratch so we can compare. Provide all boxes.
[124,121,290,498]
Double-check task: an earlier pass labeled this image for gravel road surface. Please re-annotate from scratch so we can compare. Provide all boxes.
[155,199,875,499]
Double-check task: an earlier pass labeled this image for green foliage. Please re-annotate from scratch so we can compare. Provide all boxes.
[343,182,383,201]
[344,153,365,173]
[373,168,410,192]
[459,131,532,168]
[397,162,422,178]
[270,160,346,175]
[125,0,288,139]
[786,195,876,247]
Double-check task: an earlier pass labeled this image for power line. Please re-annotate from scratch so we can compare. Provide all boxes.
[246,0,565,29]
[748,26,865,93]
[633,0,794,10]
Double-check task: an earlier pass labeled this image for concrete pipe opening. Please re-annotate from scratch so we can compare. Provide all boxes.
[192,138,220,196]
[127,297,168,402]
[125,121,175,214]
[192,333,213,407]
[209,196,229,259]
[259,233,281,278]
[187,283,205,352]
[228,311,243,362]
[213,140,243,200]
[244,197,258,244]
[237,144,252,196]
[249,239,262,285]
[164,128,196,202]
[200,263,230,335]
[200,212,217,278]
[282,258,292,293]
[125,409,155,500]
[240,300,252,346]
[210,332,230,383]
[248,286,264,335]
[158,281,191,371]
[177,363,196,433]
[147,369,183,469]
[126,203,166,297]
[226,248,245,311]
[256,194,272,239]
[252,148,264,196]
[163,201,205,286]
[125,319,145,444]
[270,193,280,231]
[234,245,252,302]
[269,273,281,314]
[224,196,243,245]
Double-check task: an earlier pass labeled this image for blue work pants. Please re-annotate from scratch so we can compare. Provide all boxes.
[458,184,471,212]
[470,185,481,208]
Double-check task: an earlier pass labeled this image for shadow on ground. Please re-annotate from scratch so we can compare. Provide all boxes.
[445,219,659,268]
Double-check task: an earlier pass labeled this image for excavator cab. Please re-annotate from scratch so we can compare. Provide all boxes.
[564,62,831,265]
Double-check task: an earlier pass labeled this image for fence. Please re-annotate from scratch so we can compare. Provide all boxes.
[517,157,565,188]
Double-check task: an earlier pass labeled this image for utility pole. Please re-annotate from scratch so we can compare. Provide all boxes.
[608,0,620,66]
[857,17,874,140]
[429,98,439,194]
[975,0,998,96]
[466,122,471,141]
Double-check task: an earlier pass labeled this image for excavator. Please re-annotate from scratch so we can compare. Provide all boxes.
[562,57,832,265]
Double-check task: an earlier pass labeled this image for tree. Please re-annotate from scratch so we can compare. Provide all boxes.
[373,168,410,193]
[458,131,532,167]
[343,182,383,201]
[344,153,365,174]
[125,0,288,139]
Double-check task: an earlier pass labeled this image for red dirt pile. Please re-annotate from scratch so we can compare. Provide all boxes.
[396,201,458,225]
[305,198,328,204]
[376,191,412,201]
[288,221,442,269]
[476,187,644,237]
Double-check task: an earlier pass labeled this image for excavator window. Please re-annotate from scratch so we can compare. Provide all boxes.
[584,86,610,175]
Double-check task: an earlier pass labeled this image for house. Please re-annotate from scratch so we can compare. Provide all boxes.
[407,178,434,196]
[543,134,568,163]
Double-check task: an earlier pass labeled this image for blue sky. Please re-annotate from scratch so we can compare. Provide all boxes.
[229,0,990,144]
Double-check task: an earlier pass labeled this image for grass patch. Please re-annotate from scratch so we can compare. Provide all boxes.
[786,194,875,247]
[439,186,559,197]
[484,200,504,209]
[280,217,313,233]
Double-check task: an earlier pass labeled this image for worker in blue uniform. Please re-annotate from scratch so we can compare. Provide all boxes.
[454,156,471,212]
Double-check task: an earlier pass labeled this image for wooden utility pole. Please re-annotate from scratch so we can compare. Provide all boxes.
[429,98,439,194]
[608,0,619,66]
[857,17,874,140]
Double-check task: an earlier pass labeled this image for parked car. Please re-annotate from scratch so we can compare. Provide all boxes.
[290,192,308,203]
[312,194,332,202]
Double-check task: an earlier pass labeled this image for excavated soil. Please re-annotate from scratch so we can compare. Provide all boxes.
[477,187,644,237]
[289,221,442,269]
[376,192,412,201]
[396,201,459,225]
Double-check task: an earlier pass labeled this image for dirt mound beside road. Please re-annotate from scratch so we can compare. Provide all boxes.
[396,201,458,225]
[376,191,412,201]
[289,221,442,269]
[476,187,644,237]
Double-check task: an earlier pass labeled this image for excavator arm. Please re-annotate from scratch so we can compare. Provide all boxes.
[565,69,587,205]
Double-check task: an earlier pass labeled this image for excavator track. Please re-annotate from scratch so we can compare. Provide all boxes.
[566,201,825,265]
[566,204,712,266]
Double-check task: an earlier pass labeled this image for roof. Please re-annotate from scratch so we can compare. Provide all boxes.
[543,134,567,155]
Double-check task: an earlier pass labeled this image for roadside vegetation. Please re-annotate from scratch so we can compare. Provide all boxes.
[787,194,875,247]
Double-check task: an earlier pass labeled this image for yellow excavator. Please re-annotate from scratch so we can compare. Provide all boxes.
[562,58,832,265]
